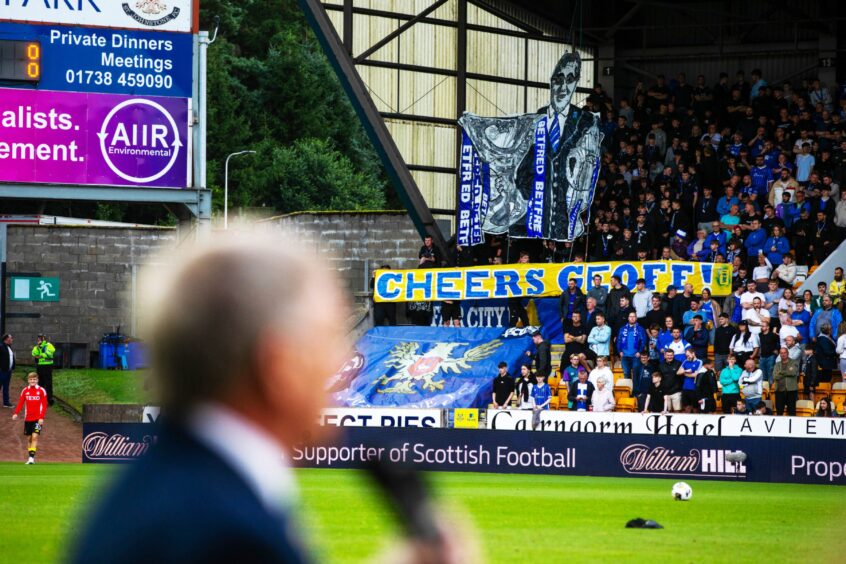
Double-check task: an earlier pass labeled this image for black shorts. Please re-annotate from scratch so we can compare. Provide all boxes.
[24,421,42,436]
[682,390,699,407]
[442,301,461,322]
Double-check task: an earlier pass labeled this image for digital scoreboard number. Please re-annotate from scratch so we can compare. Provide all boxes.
[0,39,41,82]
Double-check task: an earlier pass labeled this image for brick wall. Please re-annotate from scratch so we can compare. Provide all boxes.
[3,213,423,365]
[259,211,422,294]
[4,225,176,364]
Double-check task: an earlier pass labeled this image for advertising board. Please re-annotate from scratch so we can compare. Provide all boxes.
[0,23,193,98]
[0,0,197,33]
[0,87,190,188]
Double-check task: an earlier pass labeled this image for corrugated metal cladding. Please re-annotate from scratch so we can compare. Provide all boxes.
[329,0,595,223]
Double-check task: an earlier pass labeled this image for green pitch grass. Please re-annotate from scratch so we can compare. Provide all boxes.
[0,463,844,563]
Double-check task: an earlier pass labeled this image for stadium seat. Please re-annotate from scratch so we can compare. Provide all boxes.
[550,396,560,410]
[613,379,633,402]
[815,382,832,396]
[548,375,561,393]
[830,382,846,408]
[616,397,637,412]
[795,400,815,417]
[558,388,569,408]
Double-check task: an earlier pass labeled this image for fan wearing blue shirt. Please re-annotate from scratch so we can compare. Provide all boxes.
[616,312,647,381]
[743,219,767,266]
[678,349,704,409]
[763,226,790,265]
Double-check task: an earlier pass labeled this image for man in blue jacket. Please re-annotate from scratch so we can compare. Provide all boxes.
[616,311,647,382]
[743,218,767,269]
[810,295,843,340]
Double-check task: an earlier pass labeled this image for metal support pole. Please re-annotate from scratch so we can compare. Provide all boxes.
[224,150,256,230]
[454,0,467,238]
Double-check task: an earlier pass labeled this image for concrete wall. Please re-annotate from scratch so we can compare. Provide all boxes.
[4,225,176,365]
[2,213,422,366]
[259,211,422,294]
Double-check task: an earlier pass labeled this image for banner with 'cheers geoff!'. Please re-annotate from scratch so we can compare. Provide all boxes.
[374,260,733,302]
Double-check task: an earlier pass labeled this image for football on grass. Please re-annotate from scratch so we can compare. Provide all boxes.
[672,482,693,501]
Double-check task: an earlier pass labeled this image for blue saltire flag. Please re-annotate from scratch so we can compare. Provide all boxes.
[331,327,533,409]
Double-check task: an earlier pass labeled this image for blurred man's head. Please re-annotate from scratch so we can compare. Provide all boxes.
[145,234,350,445]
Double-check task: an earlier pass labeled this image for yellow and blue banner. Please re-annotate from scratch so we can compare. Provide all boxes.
[374,261,733,303]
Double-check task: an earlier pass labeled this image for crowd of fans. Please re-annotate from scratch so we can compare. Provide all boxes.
[385,70,846,417]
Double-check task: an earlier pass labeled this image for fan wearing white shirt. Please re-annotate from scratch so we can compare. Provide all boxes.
[743,297,770,334]
[591,376,616,412]
[588,356,614,389]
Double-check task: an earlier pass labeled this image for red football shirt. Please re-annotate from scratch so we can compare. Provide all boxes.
[14,385,48,422]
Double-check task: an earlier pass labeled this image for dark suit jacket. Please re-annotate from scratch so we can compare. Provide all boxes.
[512,106,599,240]
[70,425,308,564]
[0,343,13,372]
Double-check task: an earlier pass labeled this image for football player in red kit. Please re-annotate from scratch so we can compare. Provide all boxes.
[12,372,48,464]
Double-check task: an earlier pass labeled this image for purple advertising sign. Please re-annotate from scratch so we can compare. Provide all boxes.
[0,87,189,189]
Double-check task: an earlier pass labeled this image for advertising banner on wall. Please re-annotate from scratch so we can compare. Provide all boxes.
[0,23,194,98]
[319,408,444,428]
[485,410,846,440]
[291,427,846,485]
[0,87,190,188]
[83,424,846,484]
[0,0,197,33]
[374,261,733,303]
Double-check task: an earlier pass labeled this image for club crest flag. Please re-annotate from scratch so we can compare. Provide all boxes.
[330,327,533,409]
[374,261,733,303]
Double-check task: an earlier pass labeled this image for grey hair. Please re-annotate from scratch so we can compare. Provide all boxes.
[144,233,323,416]
[597,376,606,385]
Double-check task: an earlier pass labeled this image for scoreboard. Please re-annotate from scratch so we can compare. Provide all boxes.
[0,39,40,82]
[0,3,197,190]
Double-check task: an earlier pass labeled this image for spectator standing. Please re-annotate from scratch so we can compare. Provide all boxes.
[591,377,616,412]
[799,345,818,403]
[684,316,710,360]
[810,296,843,340]
[713,313,738,374]
[528,331,551,383]
[758,320,780,386]
[836,321,846,380]
[587,313,611,358]
[418,235,441,268]
[0,333,13,408]
[695,360,719,413]
[719,355,743,414]
[616,312,647,381]
[729,320,759,366]
[606,276,631,327]
[530,372,551,430]
[791,300,812,344]
[739,358,763,412]
[642,372,665,413]
[815,324,838,384]
[588,355,613,389]
[31,334,55,405]
[491,362,514,409]
[559,278,586,325]
[632,278,652,325]
[515,364,533,410]
[830,267,846,305]
[773,347,800,416]
[587,275,608,312]
[660,350,683,412]
[677,348,704,410]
